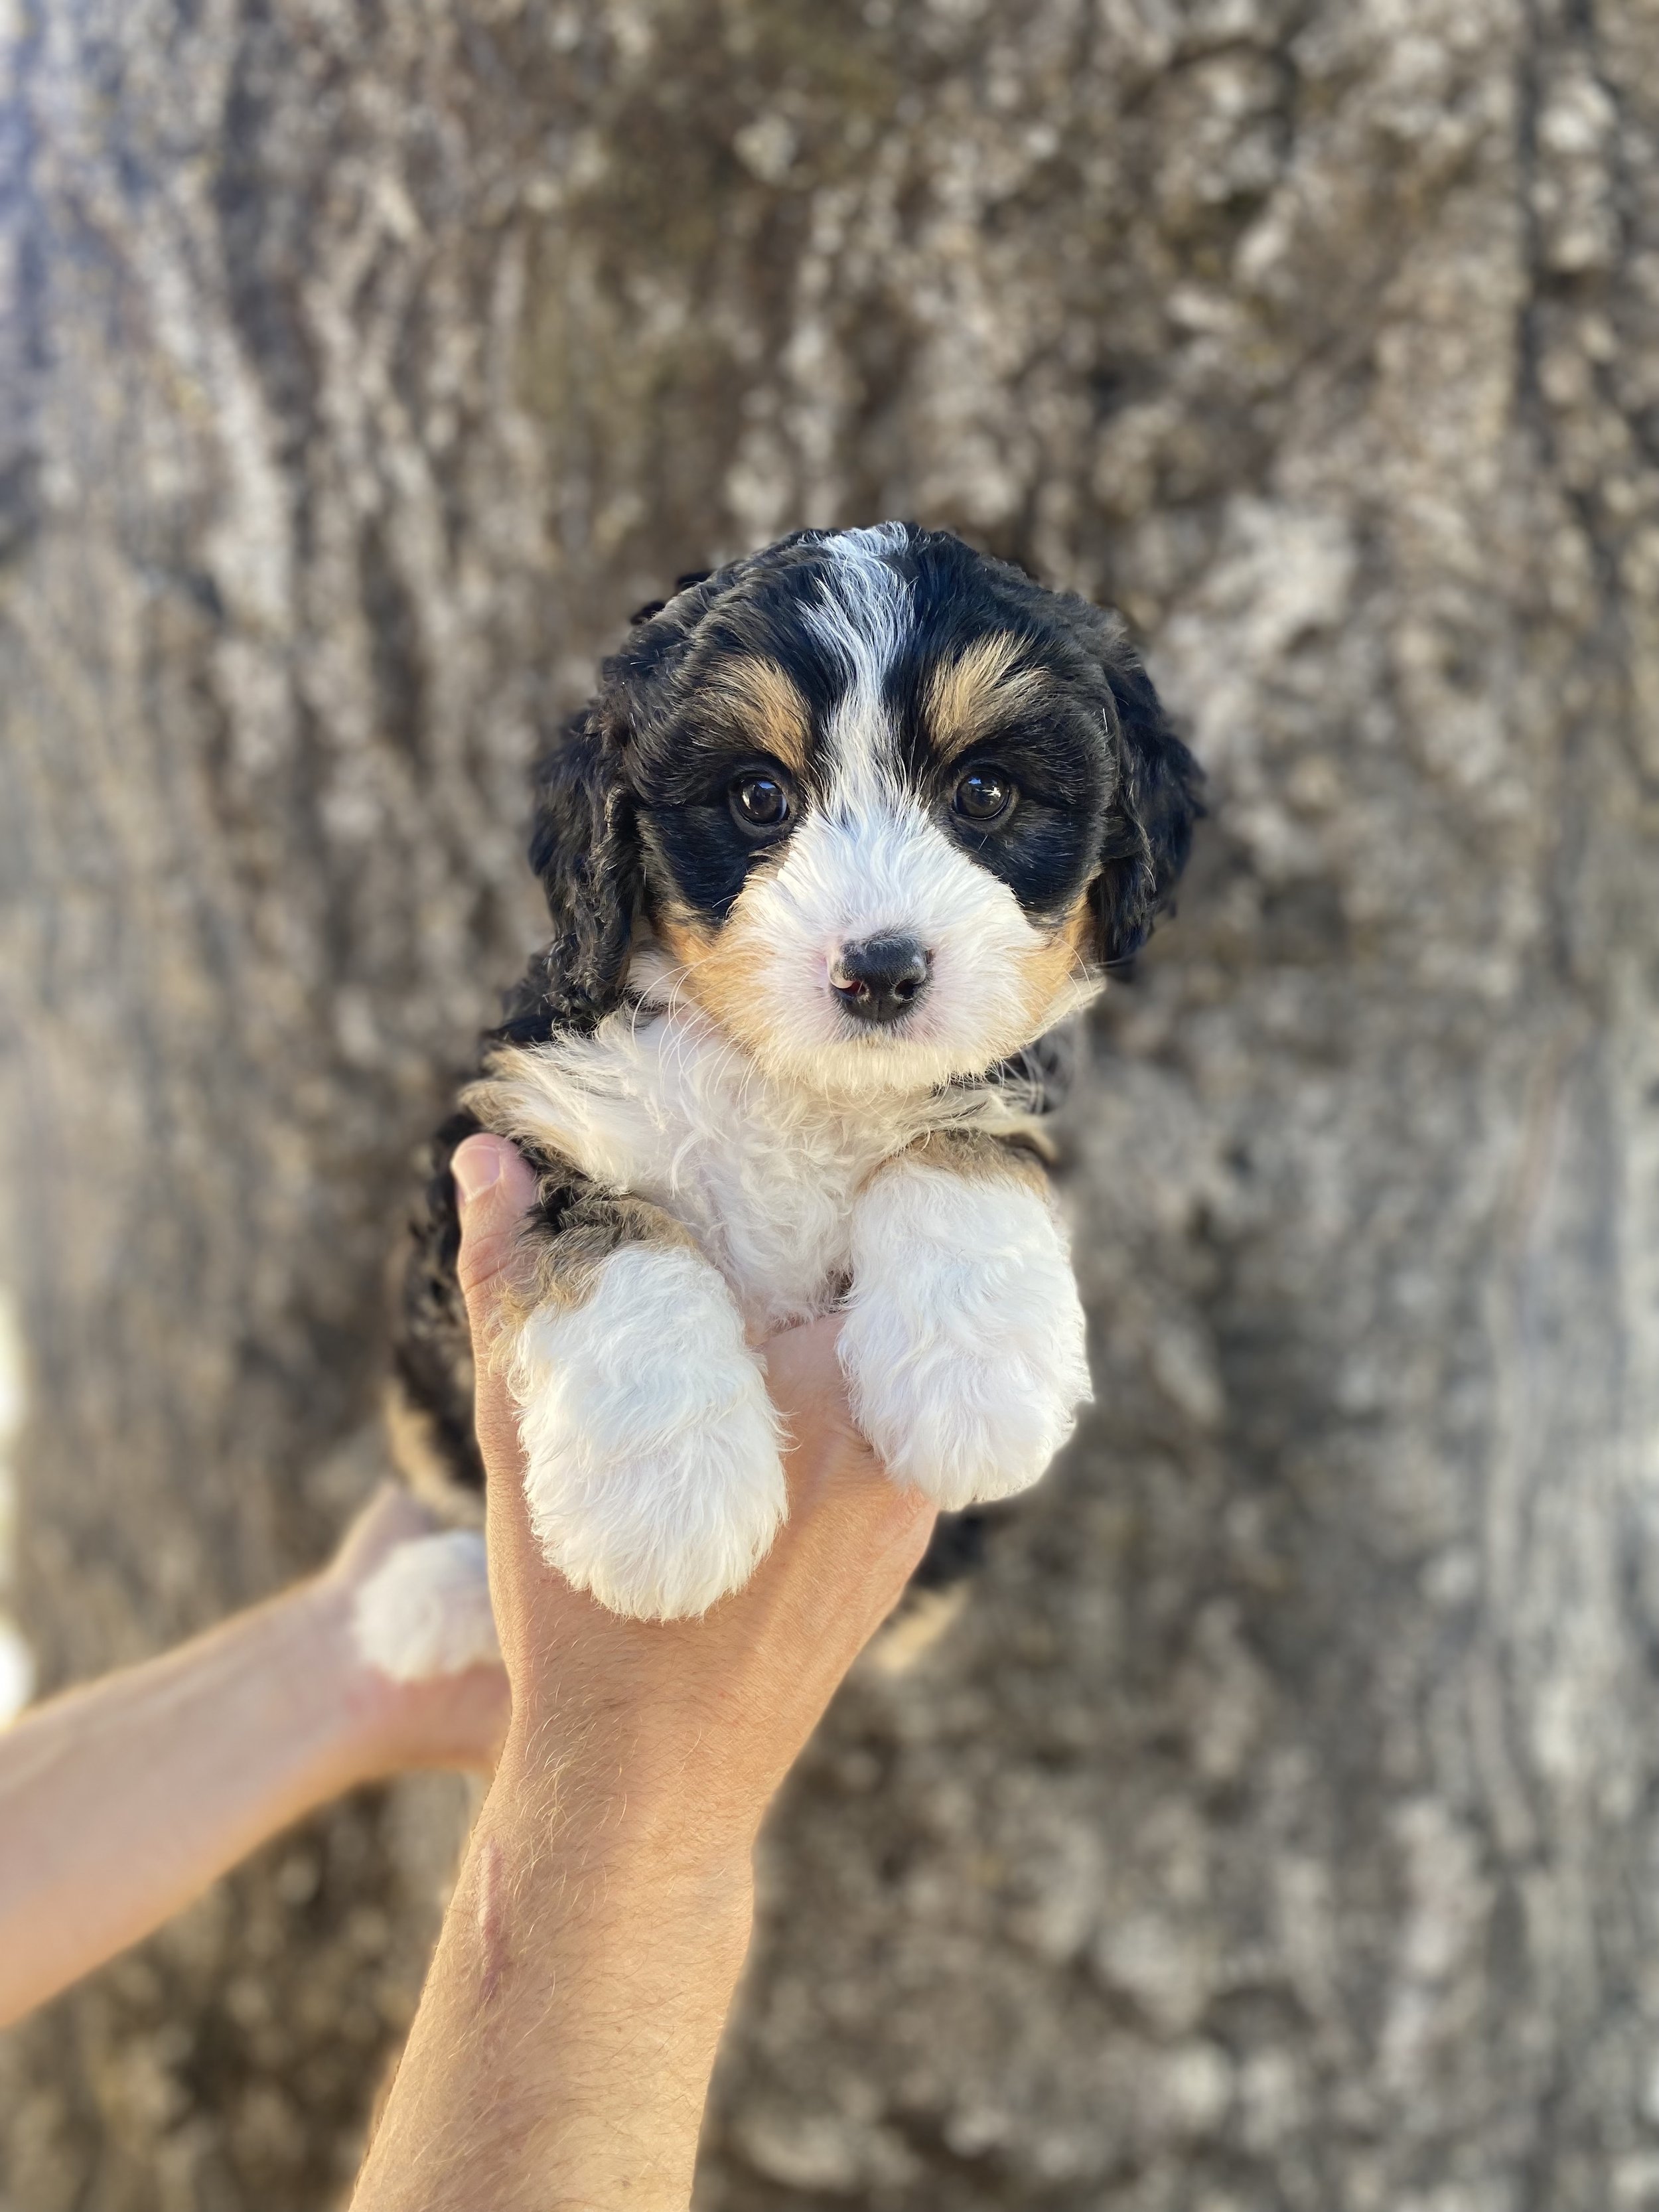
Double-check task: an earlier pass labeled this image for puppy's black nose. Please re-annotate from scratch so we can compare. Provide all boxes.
[830,936,932,1026]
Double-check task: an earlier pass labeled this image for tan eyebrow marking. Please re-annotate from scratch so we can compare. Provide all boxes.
[926,633,1049,762]
[705,656,812,776]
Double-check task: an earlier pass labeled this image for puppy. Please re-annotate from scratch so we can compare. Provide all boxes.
[368,523,1200,1653]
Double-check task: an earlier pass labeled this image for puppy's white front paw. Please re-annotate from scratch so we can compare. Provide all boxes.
[509,1243,785,1619]
[352,1528,500,1682]
[839,1158,1091,1510]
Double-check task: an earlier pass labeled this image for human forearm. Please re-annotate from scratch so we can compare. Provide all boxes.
[352,1731,757,2212]
[350,1424,930,2212]
[0,1580,388,2026]
[349,1140,935,2210]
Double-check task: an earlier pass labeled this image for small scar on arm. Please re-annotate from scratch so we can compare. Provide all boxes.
[476,1836,508,2006]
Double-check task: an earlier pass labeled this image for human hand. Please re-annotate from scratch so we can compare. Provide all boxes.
[0,1487,506,2033]
[350,1141,936,2211]
[311,1483,509,1781]
[451,1131,937,1848]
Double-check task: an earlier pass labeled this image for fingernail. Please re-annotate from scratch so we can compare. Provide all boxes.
[453,1138,504,1205]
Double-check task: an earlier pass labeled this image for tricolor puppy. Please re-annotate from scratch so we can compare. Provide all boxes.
[378,524,1200,1642]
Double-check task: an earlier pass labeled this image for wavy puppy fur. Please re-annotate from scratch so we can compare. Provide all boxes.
[388,523,1202,1632]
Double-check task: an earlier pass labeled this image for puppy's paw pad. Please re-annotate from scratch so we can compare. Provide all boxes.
[510,1244,785,1620]
[352,1529,500,1682]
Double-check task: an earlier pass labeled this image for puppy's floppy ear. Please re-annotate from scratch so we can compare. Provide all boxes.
[515,559,741,1030]
[526,706,640,1027]
[1090,638,1204,968]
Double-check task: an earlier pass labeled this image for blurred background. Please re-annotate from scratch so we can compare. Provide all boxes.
[3,0,1659,2205]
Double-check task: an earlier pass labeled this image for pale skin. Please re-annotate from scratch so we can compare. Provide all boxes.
[349,1132,936,2211]
[0,1482,511,2031]
[0,1130,936,2208]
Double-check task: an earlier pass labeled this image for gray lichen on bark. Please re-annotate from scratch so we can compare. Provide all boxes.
[2,1,1659,2207]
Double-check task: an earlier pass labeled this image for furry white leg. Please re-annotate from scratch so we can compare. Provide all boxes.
[352,1528,500,1683]
[839,1157,1091,1510]
[510,1243,786,1620]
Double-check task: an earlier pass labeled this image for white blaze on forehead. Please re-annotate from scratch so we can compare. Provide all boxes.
[806,523,912,800]
[774,796,994,954]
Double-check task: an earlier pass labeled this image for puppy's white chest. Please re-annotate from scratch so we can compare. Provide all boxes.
[482,1006,891,1331]
[464,983,1092,1627]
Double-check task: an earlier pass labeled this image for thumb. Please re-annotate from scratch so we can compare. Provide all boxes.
[453,1134,540,1313]
[453,1134,538,1499]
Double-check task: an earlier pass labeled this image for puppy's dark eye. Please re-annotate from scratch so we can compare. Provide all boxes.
[729,771,792,834]
[952,766,1017,826]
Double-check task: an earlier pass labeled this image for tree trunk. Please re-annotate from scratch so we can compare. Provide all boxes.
[3,0,1658,2205]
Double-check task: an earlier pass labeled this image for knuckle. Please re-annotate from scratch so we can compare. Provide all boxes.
[457,1240,514,1307]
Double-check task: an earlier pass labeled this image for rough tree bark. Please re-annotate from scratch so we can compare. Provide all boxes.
[2,1,1658,2206]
